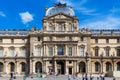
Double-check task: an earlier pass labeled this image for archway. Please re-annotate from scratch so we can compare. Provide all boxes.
[95,62,101,73]
[9,62,15,72]
[79,62,86,73]
[117,62,120,71]
[35,62,42,73]
[106,62,112,71]
[57,61,65,74]
[0,62,3,72]
[21,62,26,72]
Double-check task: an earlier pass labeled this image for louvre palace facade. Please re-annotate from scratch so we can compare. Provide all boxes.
[0,3,120,76]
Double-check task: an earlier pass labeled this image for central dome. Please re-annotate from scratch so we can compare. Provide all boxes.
[46,3,75,16]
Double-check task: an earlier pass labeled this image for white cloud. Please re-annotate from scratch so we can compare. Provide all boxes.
[19,12,33,24]
[0,11,6,17]
[80,16,120,29]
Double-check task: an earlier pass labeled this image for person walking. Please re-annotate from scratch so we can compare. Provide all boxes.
[68,75,71,80]
[23,73,27,80]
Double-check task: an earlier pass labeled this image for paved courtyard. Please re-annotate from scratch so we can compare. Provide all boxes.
[0,76,120,80]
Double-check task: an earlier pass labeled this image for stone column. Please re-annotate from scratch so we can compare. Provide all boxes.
[65,61,68,75]
[15,61,17,74]
[54,60,57,73]
[65,45,67,56]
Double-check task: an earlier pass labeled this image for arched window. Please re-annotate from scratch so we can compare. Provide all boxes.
[79,62,86,73]
[21,62,26,72]
[10,62,15,72]
[106,62,112,71]
[95,62,100,72]
[0,62,3,72]
[10,48,14,57]
[117,62,120,71]
[35,46,41,56]
[21,47,26,57]
[35,62,42,73]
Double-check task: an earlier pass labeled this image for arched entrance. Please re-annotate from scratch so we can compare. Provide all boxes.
[35,62,42,73]
[95,62,101,73]
[0,62,3,72]
[106,62,112,71]
[117,62,120,71]
[79,62,86,73]
[9,62,15,72]
[57,61,65,74]
[21,62,26,72]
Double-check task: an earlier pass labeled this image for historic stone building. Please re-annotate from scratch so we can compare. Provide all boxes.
[0,3,120,76]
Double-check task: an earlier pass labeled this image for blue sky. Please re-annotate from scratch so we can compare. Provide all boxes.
[0,0,120,29]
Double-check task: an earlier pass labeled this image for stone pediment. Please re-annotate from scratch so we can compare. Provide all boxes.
[43,13,78,20]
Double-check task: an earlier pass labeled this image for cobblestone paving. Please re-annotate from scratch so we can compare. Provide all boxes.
[0,77,119,80]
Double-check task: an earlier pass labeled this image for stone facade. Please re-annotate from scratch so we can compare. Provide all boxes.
[0,3,120,76]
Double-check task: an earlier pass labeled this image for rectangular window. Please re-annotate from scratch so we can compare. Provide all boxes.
[106,49,109,57]
[0,39,2,43]
[69,37,72,41]
[58,23,63,31]
[117,49,120,56]
[57,46,64,55]
[38,37,40,41]
[106,39,109,43]
[49,47,53,56]
[49,36,52,41]
[0,49,3,57]
[69,24,72,31]
[21,47,26,57]
[68,47,72,56]
[80,47,84,56]
[11,39,14,43]
[80,37,84,41]
[36,47,41,56]
[95,49,98,56]
[117,39,120,43]
[95,39,98,43]
[10,49,14,57]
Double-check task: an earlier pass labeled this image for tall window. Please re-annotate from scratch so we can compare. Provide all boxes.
[35,46,41,56]
[0,63,3,72]
[0,39,2,43]
[49,47,53,56]
[58,23,62,31]
[95,62,99,72]
[80,37,84,41]
[21,47,26,57]
[0,49,3,57]
[68,37,72,41]
[10,62,15,72]
[106,39,109,43]
[117,62,120,71]
[106,62,111,71]
[95,39,98,43]
[57,46,64,55]
[49,36,52,41]
[95,48,99,56]
[49,25,54,31]
[117,49,120,56]
[10,48,14,57]
[69,24,73,31]
[11,39,14,43]
[117,39,120,43]
[21,62,26,72]
[38,37,40,41]
[68,47,72,56]
[80,47,84,56]
[106,48,109,57]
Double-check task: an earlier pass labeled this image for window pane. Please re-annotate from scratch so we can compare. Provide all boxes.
[0,49,3,57]
[49,47,53,56]
[10,49,14,57]
[58,46,64,55]
[80,47,84,56]
[68,47,72,56]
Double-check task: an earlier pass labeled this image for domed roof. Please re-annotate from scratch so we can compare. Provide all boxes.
[46,3,75,16]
